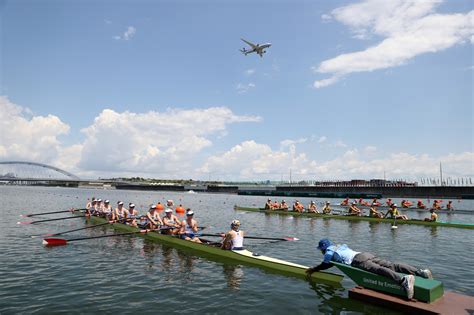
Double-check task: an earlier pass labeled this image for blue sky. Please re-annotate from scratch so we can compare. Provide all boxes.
[1,0,473,181]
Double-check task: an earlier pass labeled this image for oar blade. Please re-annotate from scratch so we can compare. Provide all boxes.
[17,221,32,225]
[42,238,68,246]
[283,237,299,241]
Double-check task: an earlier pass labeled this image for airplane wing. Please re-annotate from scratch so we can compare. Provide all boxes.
[241,38,257,49]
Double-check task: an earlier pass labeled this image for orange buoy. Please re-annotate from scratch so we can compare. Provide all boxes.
[156,202,165,211]
[175,205,185,213]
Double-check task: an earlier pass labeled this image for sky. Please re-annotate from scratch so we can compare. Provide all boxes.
[0,0,473,181]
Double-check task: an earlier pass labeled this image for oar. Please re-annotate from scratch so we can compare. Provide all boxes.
[31,221,113,238]
[42,230,151,246]
[199,233,299,241]
[21,208,86,217]
[18,215,86,225]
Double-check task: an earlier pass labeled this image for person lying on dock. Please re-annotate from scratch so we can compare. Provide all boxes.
[179,210,201,243]
[424,209,438,222]
[322,201,331,214]
[162,208,181,235]
[348,202,362,216]
[221,220,244,250]
[307,201,319,213]
[305,238,433,299]
[264,199,274,210]
[384,204,408,220]
[369,203,383,218]
[280,200,289,211]
[417,200,426,209]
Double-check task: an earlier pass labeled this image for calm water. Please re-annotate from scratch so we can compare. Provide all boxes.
[1,186,473,314]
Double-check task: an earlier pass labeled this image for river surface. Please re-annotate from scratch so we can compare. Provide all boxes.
[1,186,473,314]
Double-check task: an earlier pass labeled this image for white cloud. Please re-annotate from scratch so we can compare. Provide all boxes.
[236,82,256,94]
[318,136,327,143]
[77,107,261,176]
[114,26,136,41]
[245,69,255,76]
[313,0,474,88]
[334,140,347,148]
[200,140,473,180]
[0,96,70,163]
[280,138,307,148]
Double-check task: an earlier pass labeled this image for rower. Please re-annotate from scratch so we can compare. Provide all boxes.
[86,199,97,216]
[162,208,181,234]
[322,201,331,214]
[348,202,362,216]
[114,201,128,221]
[86,197,96,209]
[272,200,280,209]
[222,220,244,250]
[424,209,438,222]
[401,200,412,208]
[372,198,381,206]
[385,198,393,207]
[292,200,304,213]
[384,204,408,220]
[96,199,103,214]
[306,239,433,300]
[446,200,454,211]
[340,198,349,206]
[264,199,273,210]
[127,203,139,227]
[179,210,201,243]
[166,199,174,208]
[307,201,319,213]
[369,203,383,218]
[432,200,442,210]
[103,200,113,218]
[145,204,162,229]
[417,200,426,209]
[280,200,289,211]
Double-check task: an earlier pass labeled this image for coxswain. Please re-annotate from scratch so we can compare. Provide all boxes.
[127,203,139,227]
[348,202,362,216]
[222,220,244,250]
[446,200,454,211]
[162,208,181,234]
[113,201,128,221]
[264,199,273,210]
[384,204,408,220]
[306,239,433,299]
[280,200,289,211]
[307,201,319,213]
[340,198,350,206]
[369,203,383,218]
[417,200,426,209]
[424,209,438,222]
[145,204,162,229]
[179,210,201,243]
[322,201,331,214]
[156,202,165,211]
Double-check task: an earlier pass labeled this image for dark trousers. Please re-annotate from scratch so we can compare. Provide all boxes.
[351,252,420,284]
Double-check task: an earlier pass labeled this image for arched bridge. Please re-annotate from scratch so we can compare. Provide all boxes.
[0,161,80,181]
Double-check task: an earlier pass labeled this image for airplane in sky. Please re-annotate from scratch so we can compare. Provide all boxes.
[239,38,272,57]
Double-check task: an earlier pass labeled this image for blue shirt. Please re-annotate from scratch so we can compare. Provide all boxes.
[323,244,360,265]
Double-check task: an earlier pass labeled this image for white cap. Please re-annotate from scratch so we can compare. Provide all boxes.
[129,203,135,208]
[165,208,173,213]
[118,201,123,205]
[393,203,397,207]
[326,201,330,204]
[186,210,194,216]
[97,199,102,202]
[105,200,110,203]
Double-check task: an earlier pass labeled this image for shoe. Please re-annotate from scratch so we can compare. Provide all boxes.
[401,275,415,299]
[419,269,433,279]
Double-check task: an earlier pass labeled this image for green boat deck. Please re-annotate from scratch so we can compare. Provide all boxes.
[234,206,474,229]
[332,262,444,303]
[71,212,343,285]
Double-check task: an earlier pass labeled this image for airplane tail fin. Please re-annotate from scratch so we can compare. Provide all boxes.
[240,48,247,54]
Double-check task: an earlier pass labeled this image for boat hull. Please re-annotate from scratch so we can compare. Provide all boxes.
[75,213,343,284]
[234,206,474,229]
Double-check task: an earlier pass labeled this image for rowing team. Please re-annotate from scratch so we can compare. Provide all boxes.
[264,199,333,214]
[85,197,245,250]
[341,198,454,210]
[347,202,438,222]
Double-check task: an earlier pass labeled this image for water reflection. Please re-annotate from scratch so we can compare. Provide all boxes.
[223,265,244,290]
[430,226,438,237]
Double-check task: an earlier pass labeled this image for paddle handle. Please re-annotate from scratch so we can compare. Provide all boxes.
[24,208,86,217]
